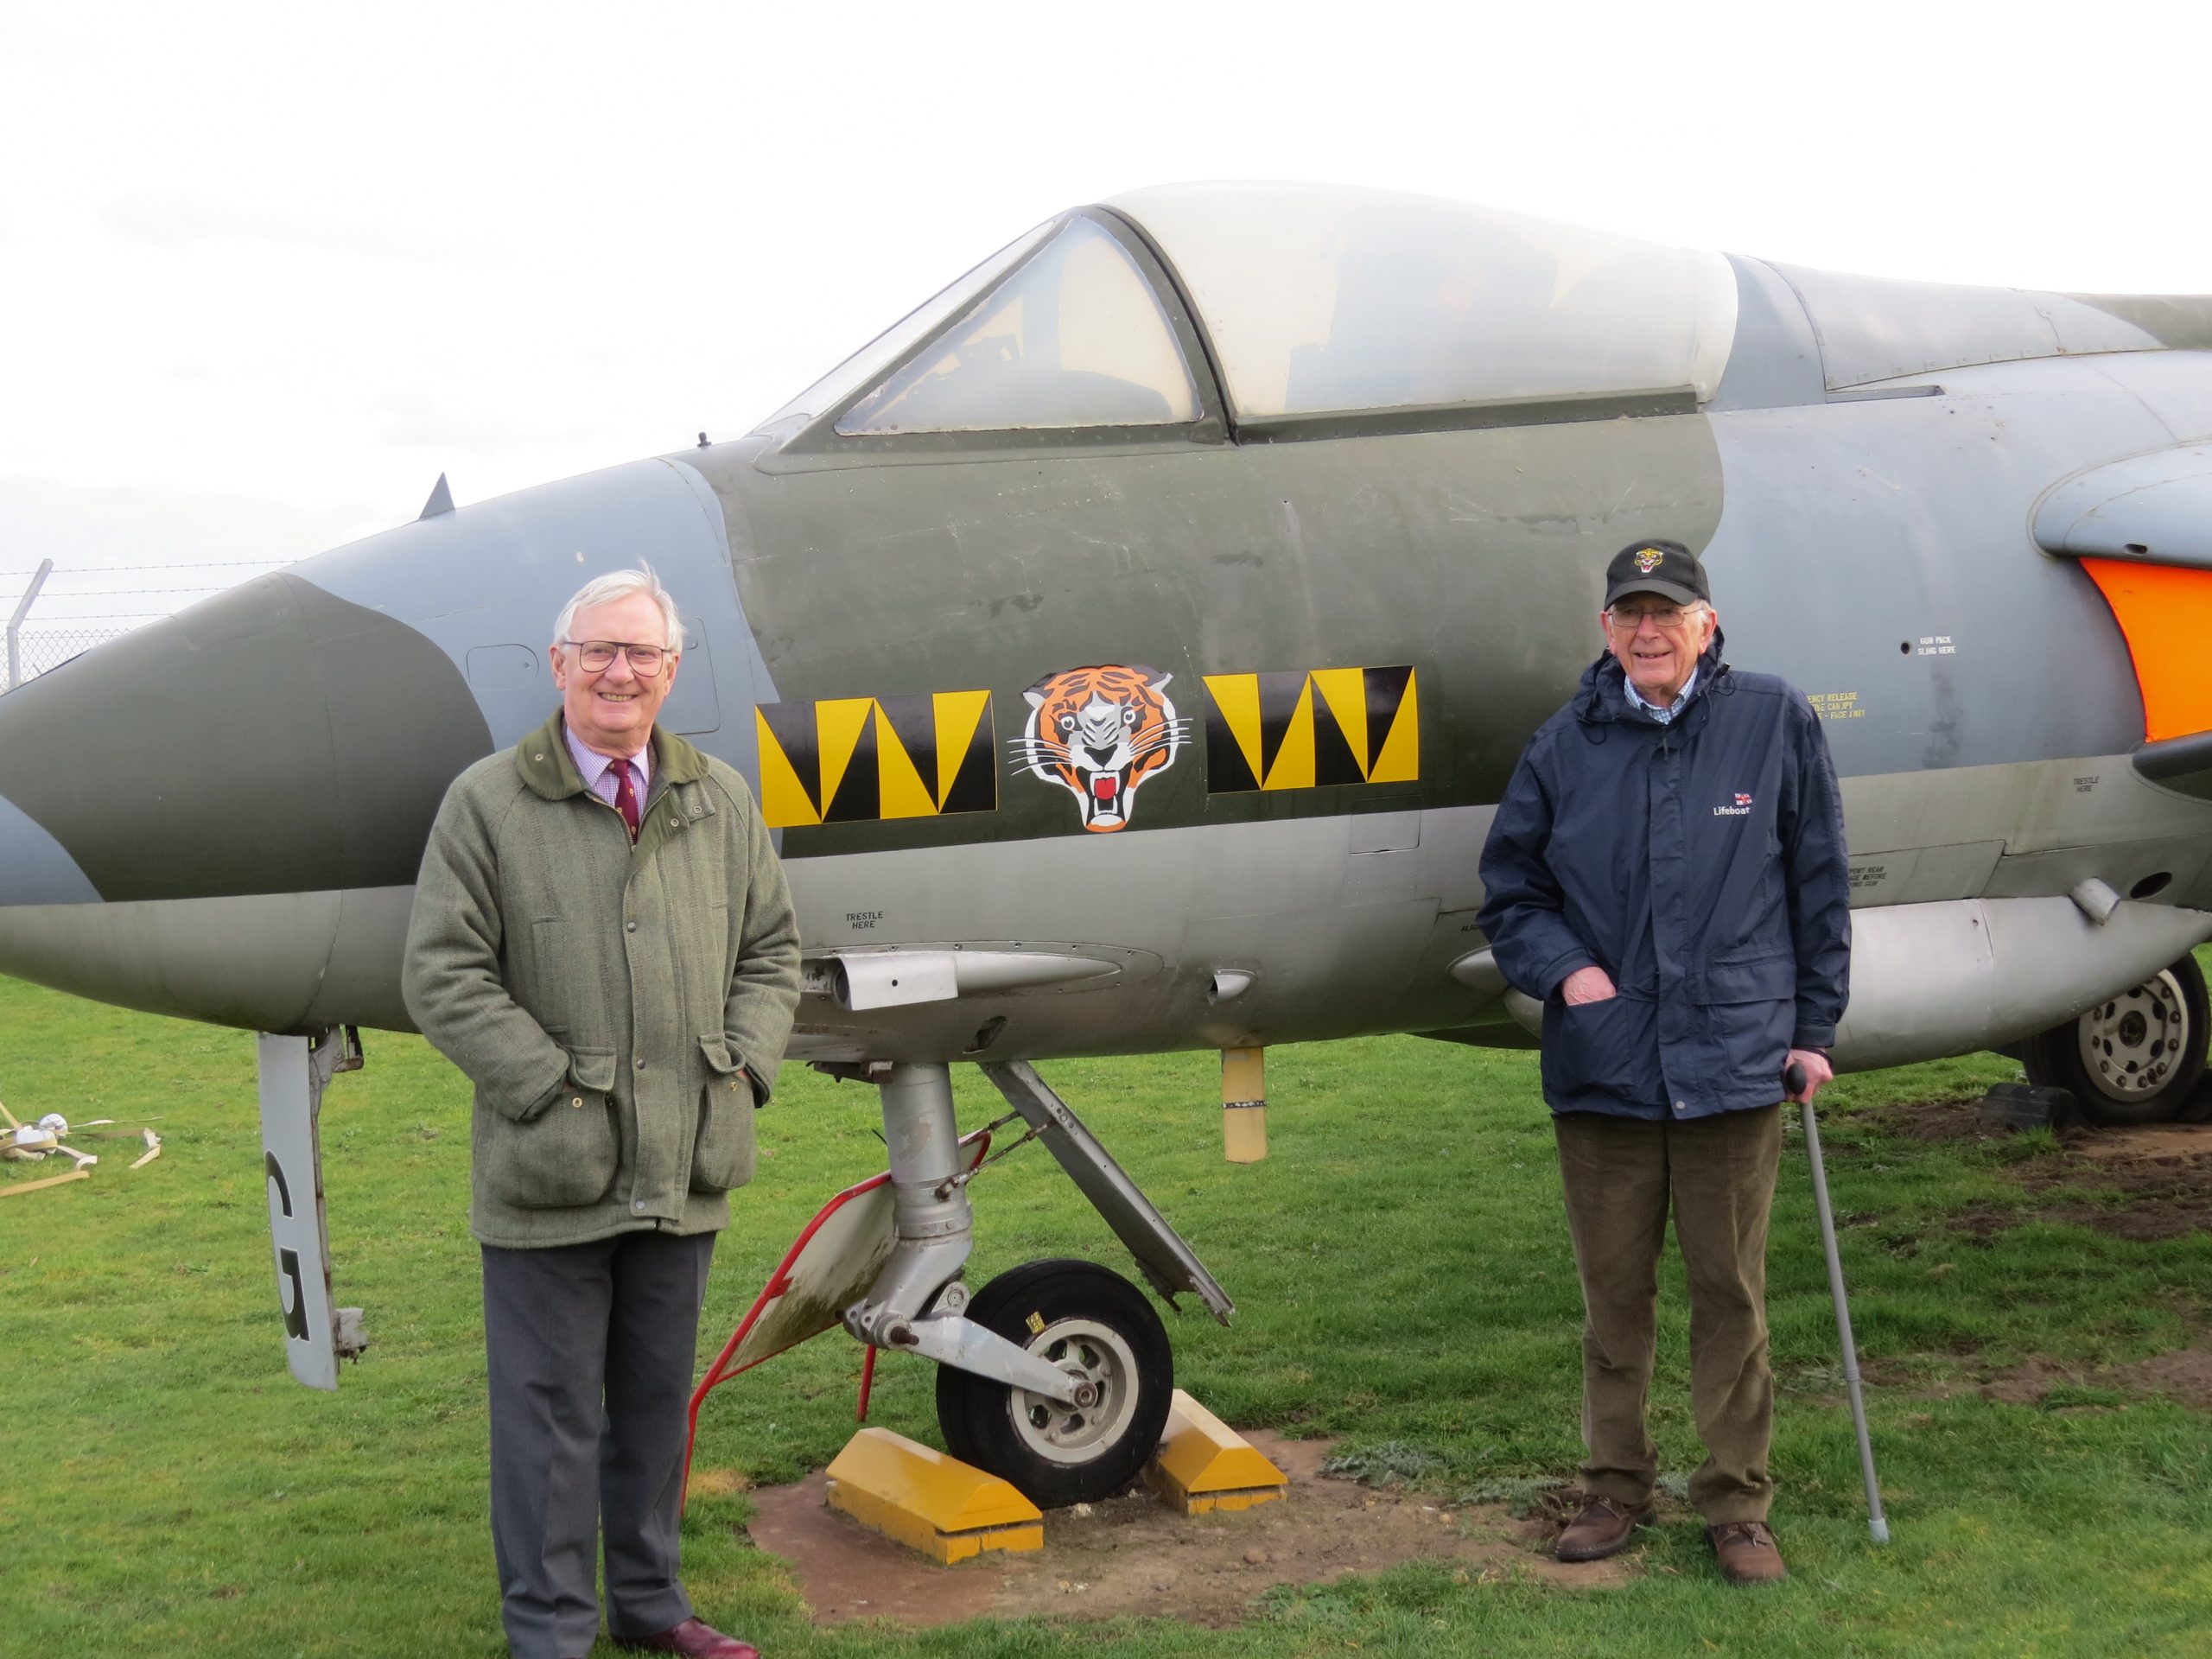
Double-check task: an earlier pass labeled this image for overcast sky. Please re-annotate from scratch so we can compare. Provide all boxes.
[3,0,2205,626]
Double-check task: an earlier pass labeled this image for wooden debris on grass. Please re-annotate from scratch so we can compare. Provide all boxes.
[0,1100,161,1193]
[0,1167,91,1198]
[4,1128,60,1160]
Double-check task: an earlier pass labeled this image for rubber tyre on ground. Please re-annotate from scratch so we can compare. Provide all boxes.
[2024,952,2209,1126]
[935,1257,1173,1510]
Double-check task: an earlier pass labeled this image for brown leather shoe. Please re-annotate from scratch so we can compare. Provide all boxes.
[1554,1495,1652,1561]
[1708,1520,1788,1584]
[616,1617,760,1658]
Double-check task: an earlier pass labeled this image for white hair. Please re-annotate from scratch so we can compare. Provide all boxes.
[552,563,682,651]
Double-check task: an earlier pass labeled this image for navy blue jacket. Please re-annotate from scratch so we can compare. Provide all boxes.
[1476,635,1851,1120]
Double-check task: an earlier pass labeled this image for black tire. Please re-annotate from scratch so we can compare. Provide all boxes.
[2024,953,2209,1126]
[935,1257,1173,1509]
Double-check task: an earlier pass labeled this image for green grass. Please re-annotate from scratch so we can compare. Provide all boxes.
[3,972,2209,1656]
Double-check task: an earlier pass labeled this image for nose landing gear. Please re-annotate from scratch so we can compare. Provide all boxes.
[685,1058,1227,1511]
[826,1057,1222,1508]
[937,1257,1174,1509]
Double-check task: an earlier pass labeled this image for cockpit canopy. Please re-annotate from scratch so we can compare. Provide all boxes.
[761,182,1740,443]
[1111,182,1737,421]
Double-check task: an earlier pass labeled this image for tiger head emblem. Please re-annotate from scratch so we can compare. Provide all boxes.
[1014,664,1186,832]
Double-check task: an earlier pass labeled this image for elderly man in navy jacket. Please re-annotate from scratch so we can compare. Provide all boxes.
[1478,540,1851,1586]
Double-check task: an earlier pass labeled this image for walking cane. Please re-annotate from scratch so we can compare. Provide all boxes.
[1787,1060,1891,1545]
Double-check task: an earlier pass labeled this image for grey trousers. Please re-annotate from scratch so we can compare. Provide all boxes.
[1553,1104,1782,1525]
[481,1229,716,1659]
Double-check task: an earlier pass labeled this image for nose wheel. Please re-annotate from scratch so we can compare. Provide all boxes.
[936,1258,1173,1509]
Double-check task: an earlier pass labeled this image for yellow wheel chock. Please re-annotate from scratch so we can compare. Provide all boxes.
[1143,1389,1289,1514]
[825,1427,1043,1564]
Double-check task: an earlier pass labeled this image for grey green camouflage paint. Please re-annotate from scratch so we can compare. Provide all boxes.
[0,575,490,900]
[0,200,2209,1054]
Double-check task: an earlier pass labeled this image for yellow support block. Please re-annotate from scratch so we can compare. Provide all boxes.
[823,1427,1043,1564]
[1144,1389,1288,1515]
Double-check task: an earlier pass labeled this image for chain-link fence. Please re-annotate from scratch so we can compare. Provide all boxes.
[4,559,289,693]
[7,626,140,687]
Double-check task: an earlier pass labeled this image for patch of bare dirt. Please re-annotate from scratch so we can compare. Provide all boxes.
[741,1430,1632,1630]
[1944,1205,2018,1241]
[2111,1344,2212,1410]
[1974,1355,2086,1407]
[1874,1103,2212,1241]
[2020,1123,2212,1241]
[1852,1344,2212,1412]
[1881,1098,1989,1143]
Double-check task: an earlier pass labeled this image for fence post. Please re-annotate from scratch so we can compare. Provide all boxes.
[5,558,54,692]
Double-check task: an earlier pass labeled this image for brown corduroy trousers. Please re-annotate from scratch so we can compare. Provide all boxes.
[1553,1103,1782,1525]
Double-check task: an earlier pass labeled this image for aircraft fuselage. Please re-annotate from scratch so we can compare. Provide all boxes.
[2,191,2209,1081]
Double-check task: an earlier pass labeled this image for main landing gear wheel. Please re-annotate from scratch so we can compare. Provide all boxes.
[936,1257,1173,1509]
[2024,953,2209,1126]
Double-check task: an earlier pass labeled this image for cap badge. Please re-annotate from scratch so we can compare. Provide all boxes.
[1634,546,1664,575]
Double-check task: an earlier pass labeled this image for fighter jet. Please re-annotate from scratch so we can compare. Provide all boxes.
[3,183,2209,1503]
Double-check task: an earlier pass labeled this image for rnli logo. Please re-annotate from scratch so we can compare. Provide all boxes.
[1634,546,1665,575]
[1714,791,1752,818]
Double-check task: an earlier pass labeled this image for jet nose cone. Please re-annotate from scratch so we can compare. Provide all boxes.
[0,768,106,1015]
[0,575,493,909]
[0,574,493,1029]
[0,786,100,908]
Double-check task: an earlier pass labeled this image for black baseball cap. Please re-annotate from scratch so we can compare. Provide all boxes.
[1603,539,1711,609]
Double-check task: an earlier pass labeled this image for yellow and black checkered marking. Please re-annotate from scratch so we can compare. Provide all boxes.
[1202,667,1418,792]
[755,691,995,828]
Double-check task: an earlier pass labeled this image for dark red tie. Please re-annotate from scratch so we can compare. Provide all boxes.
[612,758,641,842]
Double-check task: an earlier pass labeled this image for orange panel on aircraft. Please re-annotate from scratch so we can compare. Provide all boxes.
[2079,558,2212,742]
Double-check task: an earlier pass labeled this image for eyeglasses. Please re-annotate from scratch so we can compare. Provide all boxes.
[564,639,671,675]
[1605,602,1703,630]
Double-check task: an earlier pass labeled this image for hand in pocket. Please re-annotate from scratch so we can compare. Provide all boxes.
[1560,965,1618,1006]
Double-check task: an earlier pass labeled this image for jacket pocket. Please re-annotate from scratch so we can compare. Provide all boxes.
[690,1034,756,1193]
[517,918,569,1033]
[1706,951,1795,1003]
[1541,993,1656,1105]
[1703,997,1796,1100]
[481,1045,621,1210]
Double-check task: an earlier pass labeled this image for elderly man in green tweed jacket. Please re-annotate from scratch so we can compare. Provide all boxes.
[404,566,800,1659]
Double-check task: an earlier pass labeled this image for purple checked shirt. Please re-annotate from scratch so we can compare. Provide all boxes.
[563,722,651,810]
